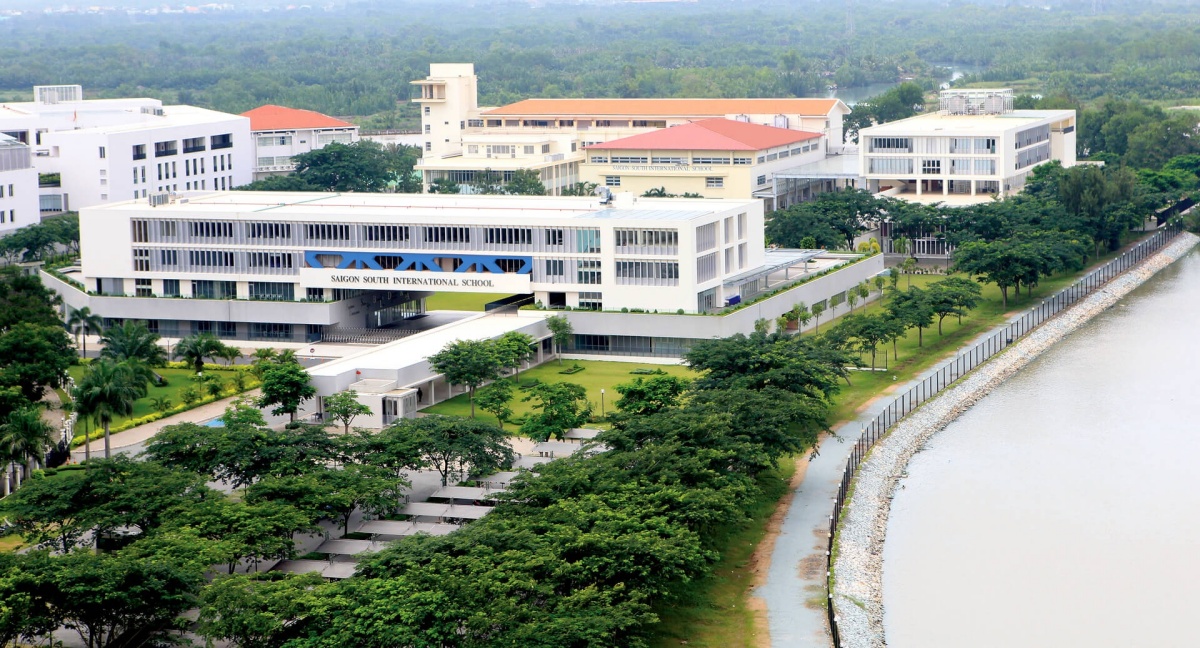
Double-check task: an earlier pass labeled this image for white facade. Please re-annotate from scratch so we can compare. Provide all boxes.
[243,105,360,180]
[412,64,849,194]
[0,134,37,236]
[859,89,1076,203]
[0,86,251,213]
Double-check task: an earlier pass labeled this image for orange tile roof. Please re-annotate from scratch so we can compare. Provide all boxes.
[241,105,355,131]
[586,118,822,152]
[483,97,843,117]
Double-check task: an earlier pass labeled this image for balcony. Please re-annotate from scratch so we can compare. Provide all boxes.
[133,152,147,160]
[183,145,206,154]
[211,141,232,150]
[155,147,178,158]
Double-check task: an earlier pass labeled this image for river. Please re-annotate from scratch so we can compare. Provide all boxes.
[827,64,984,106]
[883,248,1200,646]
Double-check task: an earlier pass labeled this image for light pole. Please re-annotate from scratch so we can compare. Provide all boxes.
[600,389,605,417]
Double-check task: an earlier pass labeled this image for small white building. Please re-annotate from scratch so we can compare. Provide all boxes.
[241,105,359,181]
[0,85,252,213]
[0,134,37,236]
[858,89,1076,204]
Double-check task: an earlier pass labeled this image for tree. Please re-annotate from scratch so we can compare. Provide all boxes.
[0,267,62,330]
[257,361,316,422]
[887,287,935,347]
[216,344,243,367]
[428,339,501,418]
[83,456,211,536]
[251,348,279,377]
[0,323,74,402]
[67,307,106,361]
[475,380,515,428]
[292,140,392,192]
[546,314,573,365]
[765,189,883,250]
[2,468,90,550]
[249,463,408,535]
[494,331,537,380]
[198,573,325,648]
[613,375,690,416]
[900,256,918,288]
[504,168,547,195]
[429,177,461,194]
[469,168,505,195]
[927,276,983,335]
[234,174,316,192]
[165,498,316,573]
[792,302,813,331]
[174,333,226,373]
[99,320,168,366]
[73,359,142,459]
[684,332,848,400]
[1,406,54,494]
[323,390,371,434]
[380,415,512,486]
[811,301,826,333]
[842,314,891,371]
[522,381,592,441]
[560,181,598,196]
[846,289,859,313]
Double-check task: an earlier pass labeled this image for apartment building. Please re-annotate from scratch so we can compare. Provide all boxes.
[0,134,37,236]
[0,85,251,213]
[858,89,1076,203]
[412,64,849,194]
[242,105,359,180]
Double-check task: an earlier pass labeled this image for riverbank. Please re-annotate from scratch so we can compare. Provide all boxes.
[831,232,1200,646]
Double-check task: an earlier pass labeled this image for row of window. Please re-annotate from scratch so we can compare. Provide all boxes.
[131,134,232,160]
[615,261,680,286]
[590,155,755,165]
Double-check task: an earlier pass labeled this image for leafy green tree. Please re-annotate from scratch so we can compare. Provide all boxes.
[385,415,513,486]
[429,177,461,194]
[2,467,90,551]
[233,174,316,191]
[494,331,537,380]
[72,359,141,459]
[1,406,54,491]
[810,301,826,333]
[469,168,505,195]
[838,314,892,370]
[504,168,547,195]
[428,339,501,418]
[0,323,74,402]
[521,381,593,441]
[216,344,243,367]
[67,307,107,361]
[475,380,515,428]
[165,498,316,573]
[99,320,168,366]
[198,573,325,648]
[249,463,407,536]
[952,238,1024,309]
[560,181,598,196]
[926,276,983,335]
[613,375,690,416]
[174,332,226,373]
[887,287,935,347]
[323,390,371,434]
[0,267,62,330]
[546,314,573,365]
[250,347,279,377]
[83,456,211,535]
[257,361,315,422]
[0,553,57,647]
[292,141,392,192]
[685,331,847,400]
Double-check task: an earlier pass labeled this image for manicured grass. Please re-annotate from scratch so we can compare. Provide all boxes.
[648,459,795,648]
[425,292,497,312]
[66,366,245,429]
[422,359,696,427]
[0,535,24,553]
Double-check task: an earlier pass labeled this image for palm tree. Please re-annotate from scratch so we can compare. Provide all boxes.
[1,406,55,494]
[100,320,168,366]
[66,306,104,360]
[216,344,242,367]
[173,333,225,373]
[73,360,141,459]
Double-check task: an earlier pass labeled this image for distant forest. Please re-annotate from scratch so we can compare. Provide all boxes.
[1,0,1200,126]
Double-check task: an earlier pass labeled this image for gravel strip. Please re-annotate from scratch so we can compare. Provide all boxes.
[831,232,1200,647]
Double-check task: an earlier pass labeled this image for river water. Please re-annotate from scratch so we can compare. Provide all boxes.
[883,249,1200,646]
[827,64,984,106]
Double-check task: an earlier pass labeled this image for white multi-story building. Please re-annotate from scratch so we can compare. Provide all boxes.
[412,64,849,194]
[0,85,251,213]
[241,105,359,181]
[0,134,37,236]
[858,89,1076,203]
[44,191,881,358]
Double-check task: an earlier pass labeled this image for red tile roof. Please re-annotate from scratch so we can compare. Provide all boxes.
[586,118,822,152]
[241,105,355,131]
[483,97,844,117]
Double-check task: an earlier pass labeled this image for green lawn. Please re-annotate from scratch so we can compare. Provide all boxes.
[422,359,696,427]
[0,535,24,553]
[425,292,498,312]
[66,366,247,429]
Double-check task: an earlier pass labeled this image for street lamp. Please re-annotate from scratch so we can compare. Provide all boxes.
[600,389,605,417]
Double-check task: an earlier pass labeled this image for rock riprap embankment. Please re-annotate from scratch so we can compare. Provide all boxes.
[831,233,1200,647]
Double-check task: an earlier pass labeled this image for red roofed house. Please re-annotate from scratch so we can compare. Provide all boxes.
[581,118,825,209]
[242,105,359,180]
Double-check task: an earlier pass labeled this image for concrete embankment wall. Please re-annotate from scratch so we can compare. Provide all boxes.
[831,232,1200,647]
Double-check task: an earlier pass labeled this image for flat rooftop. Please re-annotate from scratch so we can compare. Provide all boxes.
[863,109,1074,136]
[84,191,754,223]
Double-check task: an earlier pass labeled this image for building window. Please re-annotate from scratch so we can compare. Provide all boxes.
[545,259,565,276]
[248,252,294,269]
[615,260,680,286]
[604,176,621,187]
[756,175,767,186]
[250,323,292,340]
[135,278,152,297]
[154,140,177,157]
[485,227,532,245]
[544,229,564,246]
[423,226,470,243]
[523,145,534,155]
[734,157,752,165]
[610,156,647,164]
[188,250,235,267]
[132,144,146,160]
[692,157,731,165]
[188,221,234,239]
[696,222,717,252]
[306,288,324,301]
[247,222,292,239]
[590,156,608,163]
[467,145,479,154]
[697,252,719,283]
[131,220,149,242]
[210,133,233,150]
[191,280,237,299]
[578,292,603,311]
[425,142,432,152]
[705,177,724,188]
[575,229,601,253]
[305,223,351,241]
[869,137,912,153]
[162,279,180,297]
[577,260,602,284]
[99,146,106,159]
[363,224,408,242]
[921,159,942,175]
[133,249,150,272]
[737,212,746,238]
[248,282,295,301]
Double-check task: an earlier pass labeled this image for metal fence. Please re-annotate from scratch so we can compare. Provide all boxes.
[319,327,423,345]
[825,223,1183,647]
